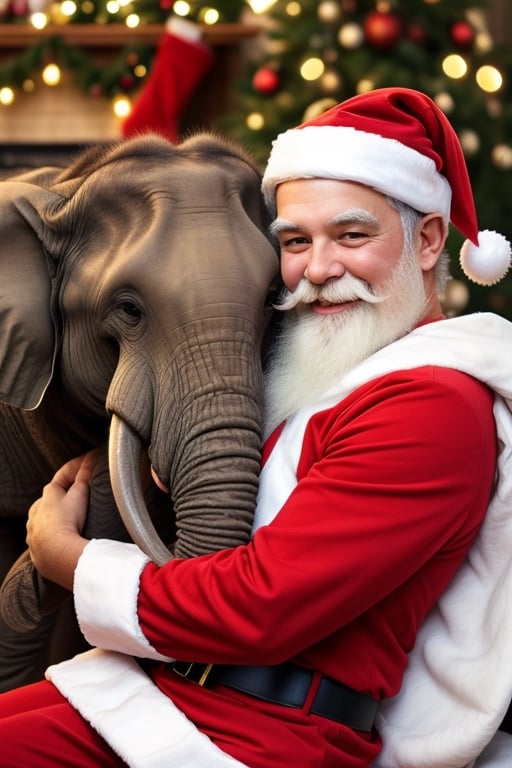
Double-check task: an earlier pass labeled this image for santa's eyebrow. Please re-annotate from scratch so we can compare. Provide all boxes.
[269,209,379,237]
[269,218,300,237]
[330,209,380,228]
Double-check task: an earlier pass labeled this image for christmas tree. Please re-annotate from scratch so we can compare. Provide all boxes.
[222,0,512,318]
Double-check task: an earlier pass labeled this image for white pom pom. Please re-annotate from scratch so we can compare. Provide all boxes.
[459,230,512,286]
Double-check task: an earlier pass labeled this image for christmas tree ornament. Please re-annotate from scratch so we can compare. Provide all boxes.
[119,73,136,91]
[407,22,427,45]
[122,16,214,143]
[363,10,403,50]
[253,66,280,95]
[450,20,475,49]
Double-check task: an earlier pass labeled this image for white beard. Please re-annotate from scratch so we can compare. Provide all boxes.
[264,246,427,438]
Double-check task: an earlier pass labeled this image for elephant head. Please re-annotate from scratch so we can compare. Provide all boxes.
[0,134,279,632]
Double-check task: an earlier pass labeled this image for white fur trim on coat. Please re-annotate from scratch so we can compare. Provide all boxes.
[46,649,247,768]
[74,539,172,661]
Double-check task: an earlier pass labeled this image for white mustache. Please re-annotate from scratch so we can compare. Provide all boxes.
[275,275,386,311]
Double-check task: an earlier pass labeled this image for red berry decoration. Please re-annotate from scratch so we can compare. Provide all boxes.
[253,67,280,95]
[89,83,104,99]
[450,20,475,49]
[363,10,403,51]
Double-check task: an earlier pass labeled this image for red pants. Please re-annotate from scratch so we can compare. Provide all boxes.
[0,680,123,767]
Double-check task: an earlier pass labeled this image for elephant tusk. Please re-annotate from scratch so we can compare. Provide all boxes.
[108,414,174,566]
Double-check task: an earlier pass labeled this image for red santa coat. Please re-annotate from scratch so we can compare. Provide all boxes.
[47,313,512,768]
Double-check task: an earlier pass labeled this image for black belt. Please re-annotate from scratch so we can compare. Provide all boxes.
[171,660,378,732]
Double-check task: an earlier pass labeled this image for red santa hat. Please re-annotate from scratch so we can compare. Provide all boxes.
[261,87,511,286]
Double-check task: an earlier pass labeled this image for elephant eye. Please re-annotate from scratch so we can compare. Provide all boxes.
[117,300,143,321]
[120,301,141,316]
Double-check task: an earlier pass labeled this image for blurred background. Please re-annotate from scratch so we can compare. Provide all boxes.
[0,0,510,317]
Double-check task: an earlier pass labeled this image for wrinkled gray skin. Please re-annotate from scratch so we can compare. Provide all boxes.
[0,134,279,691]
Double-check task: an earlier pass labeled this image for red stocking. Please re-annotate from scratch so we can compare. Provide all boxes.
[122,17,214,143]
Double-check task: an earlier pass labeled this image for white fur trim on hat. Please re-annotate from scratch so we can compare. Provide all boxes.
[261,125,452,220]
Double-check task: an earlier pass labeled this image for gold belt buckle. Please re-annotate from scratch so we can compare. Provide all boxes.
[198,663,213,686]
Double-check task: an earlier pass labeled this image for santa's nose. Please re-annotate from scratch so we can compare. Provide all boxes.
[304,245,346,285]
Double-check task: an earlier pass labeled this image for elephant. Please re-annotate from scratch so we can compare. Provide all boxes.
[0,132,280,691]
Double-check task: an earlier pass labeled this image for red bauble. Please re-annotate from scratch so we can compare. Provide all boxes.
[363,10,403,51]
[407,22,427,46]
[119,74,136,91]
[450,20,475,49]
[253,67,280,95]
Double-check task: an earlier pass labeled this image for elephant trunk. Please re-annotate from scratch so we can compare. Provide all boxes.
[168,397,261,559]
[110,390,262,562]
[108,314,266,562]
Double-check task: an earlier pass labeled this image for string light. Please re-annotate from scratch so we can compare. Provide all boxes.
[286,2,301,16]
[246,112,265,130]
[42,63,61,86]
[0,87,15,106]
[300,57,325,81]
[442,54,468,79]
[112,95,131,118]
[357,79,375,93]
[198,7,220,24]
[173,1,191,15]
[338,23,364,49]
[30,12,48,28]
[247,0,278,12]
[61,1,77,16]
[476,65,503,93]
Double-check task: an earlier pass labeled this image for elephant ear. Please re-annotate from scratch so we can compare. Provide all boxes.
[0,178,63,410]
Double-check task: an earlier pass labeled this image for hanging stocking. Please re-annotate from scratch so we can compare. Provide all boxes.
[122,16,214,143]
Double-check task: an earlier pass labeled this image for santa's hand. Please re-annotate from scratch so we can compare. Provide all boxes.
[26,453,96,590]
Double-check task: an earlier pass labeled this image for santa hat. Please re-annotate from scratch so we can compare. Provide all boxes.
[122,16,214,144]
[262,87,511,286]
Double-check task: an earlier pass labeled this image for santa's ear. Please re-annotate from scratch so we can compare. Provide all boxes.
[418,213,447,272]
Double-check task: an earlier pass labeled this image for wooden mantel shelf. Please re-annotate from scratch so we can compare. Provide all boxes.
[0,22,261,48]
